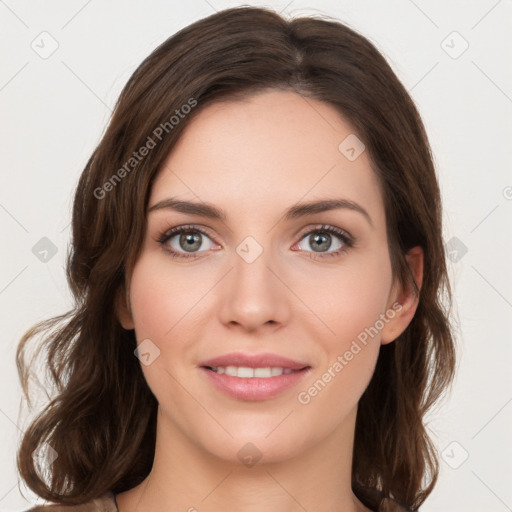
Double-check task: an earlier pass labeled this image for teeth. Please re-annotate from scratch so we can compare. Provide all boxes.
[210,366,295,378]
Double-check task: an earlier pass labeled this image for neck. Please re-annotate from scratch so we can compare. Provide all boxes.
[116,405,370,512]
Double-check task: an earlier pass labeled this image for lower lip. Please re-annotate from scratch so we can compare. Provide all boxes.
[200,367,311,401]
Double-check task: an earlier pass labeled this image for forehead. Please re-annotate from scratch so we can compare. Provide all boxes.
[150,89,385,227]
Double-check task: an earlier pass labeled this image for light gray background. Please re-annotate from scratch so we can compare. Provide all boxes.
[1,1,511,511]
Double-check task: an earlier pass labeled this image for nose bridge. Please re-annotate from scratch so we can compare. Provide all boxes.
[233,234,278,305]
[217,233,289,330]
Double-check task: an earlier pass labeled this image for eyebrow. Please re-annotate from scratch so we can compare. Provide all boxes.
[147,197,373,227]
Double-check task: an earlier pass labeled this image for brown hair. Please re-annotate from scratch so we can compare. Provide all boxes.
[16,6,456,510]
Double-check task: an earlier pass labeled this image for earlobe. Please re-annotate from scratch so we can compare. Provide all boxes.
[115,286,135,330]
[380,246,424,345]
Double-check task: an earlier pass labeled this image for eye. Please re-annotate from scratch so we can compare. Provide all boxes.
[293,225,354,259]
[156,225,218,259]
[155,223,355,260]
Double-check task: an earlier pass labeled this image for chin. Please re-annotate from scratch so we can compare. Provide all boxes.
[204,431,308,467]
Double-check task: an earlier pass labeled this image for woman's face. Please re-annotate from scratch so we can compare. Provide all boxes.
[118,89,420,465]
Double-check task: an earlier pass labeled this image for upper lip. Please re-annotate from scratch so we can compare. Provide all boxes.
[199,352,310,370]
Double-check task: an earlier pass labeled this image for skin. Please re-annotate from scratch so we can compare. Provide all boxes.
[115,89,423,512]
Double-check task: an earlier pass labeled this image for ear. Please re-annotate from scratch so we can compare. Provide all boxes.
[380,246,424,345]
[115,285,135,330]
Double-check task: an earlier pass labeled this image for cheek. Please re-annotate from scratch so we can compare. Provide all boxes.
[127,259,199,404]
[295,250,392,408]
[127,255,212,394]
[127,255,203,341]
[297,263,390,416]
[306,249,393,347]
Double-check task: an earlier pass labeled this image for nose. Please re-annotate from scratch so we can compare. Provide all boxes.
[217,243,290,333]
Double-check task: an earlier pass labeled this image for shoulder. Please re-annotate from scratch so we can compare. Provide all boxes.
[23,492,117,512]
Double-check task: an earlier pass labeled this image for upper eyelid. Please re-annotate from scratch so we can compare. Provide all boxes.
[164,224,217,241]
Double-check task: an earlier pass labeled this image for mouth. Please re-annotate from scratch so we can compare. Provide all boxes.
[198,352,312,400]
[200,363,312,401]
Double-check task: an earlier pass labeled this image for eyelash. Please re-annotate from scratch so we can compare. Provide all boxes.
[155,224,355,261]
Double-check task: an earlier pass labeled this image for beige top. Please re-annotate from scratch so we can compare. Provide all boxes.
[24,490,413,511]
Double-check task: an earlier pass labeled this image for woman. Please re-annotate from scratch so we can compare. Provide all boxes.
[17,6,456,512]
